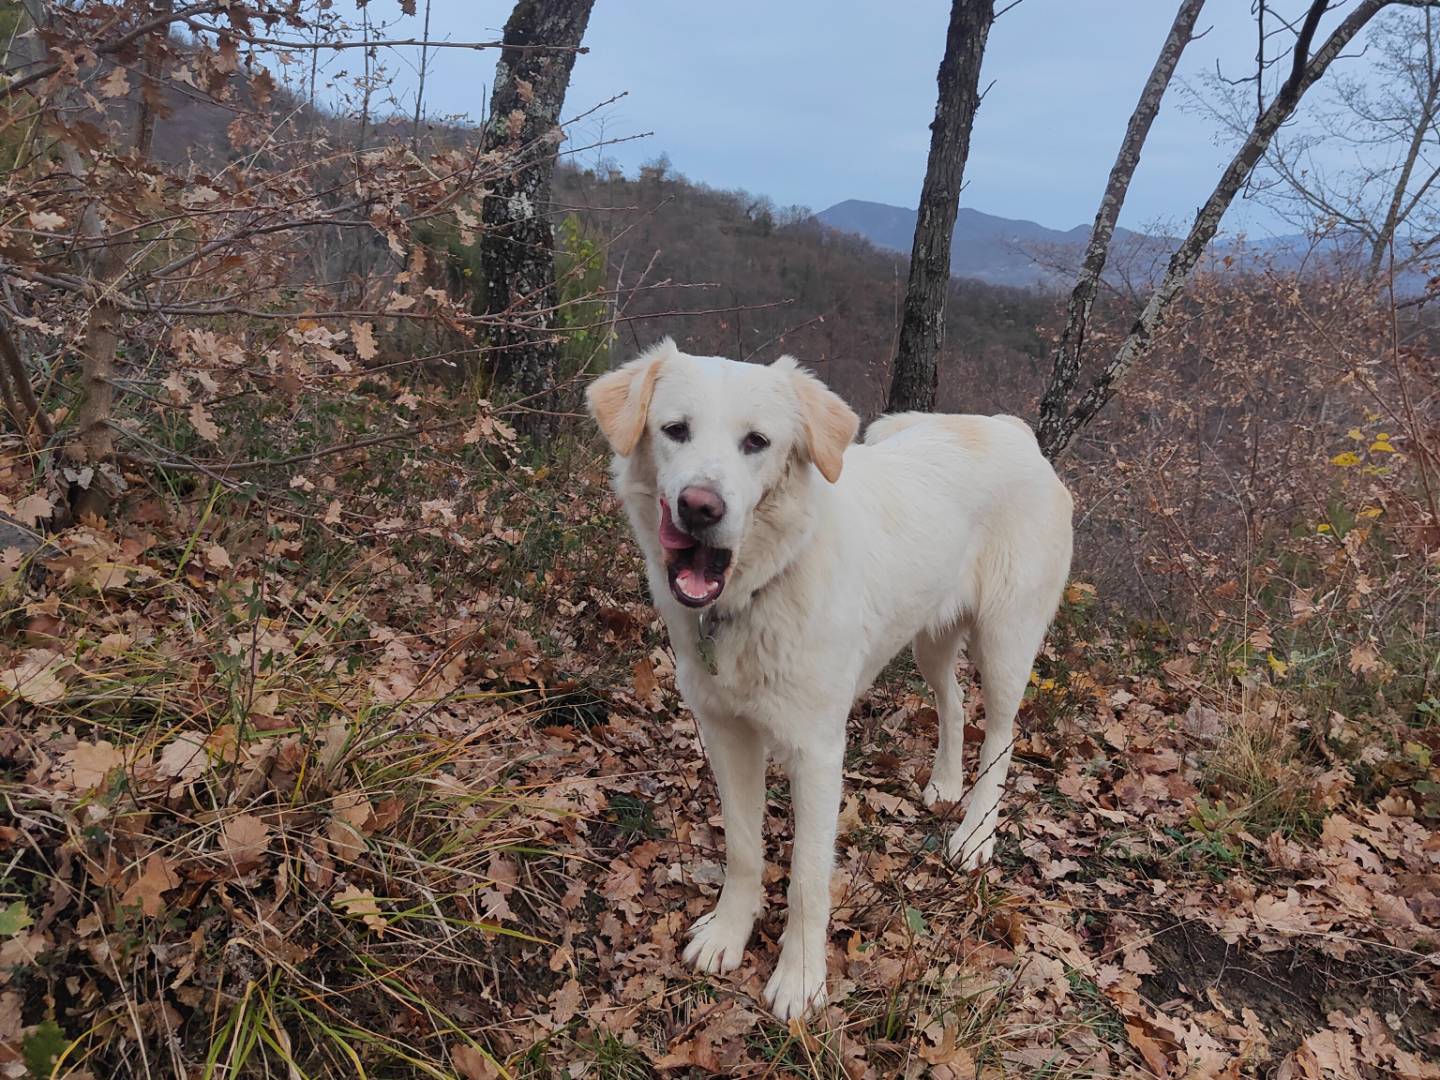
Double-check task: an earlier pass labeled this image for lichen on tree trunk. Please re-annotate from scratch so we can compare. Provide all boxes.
[479,0,594,440]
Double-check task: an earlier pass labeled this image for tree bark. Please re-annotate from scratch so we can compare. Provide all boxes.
[884,0,995,415]
[1040,0,1432,460]
[1035,0,1206,458]
[479,0,594,439]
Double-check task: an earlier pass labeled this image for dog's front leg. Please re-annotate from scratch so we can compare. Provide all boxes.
[765,733,844,1021]
[683,712,766,974]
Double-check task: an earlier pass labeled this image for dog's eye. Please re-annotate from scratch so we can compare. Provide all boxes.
[741,431,770,454]
[661,421,690,443]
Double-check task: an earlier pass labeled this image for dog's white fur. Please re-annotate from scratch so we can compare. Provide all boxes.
[587,340,1073,1021]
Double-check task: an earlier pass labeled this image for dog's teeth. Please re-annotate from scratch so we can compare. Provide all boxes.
[677,569,711,600]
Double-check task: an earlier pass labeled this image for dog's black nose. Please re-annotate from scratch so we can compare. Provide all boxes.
[677,485,725,530]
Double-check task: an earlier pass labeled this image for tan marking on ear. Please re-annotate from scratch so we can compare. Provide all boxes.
[585,344,671,456]
[791,366,859,483]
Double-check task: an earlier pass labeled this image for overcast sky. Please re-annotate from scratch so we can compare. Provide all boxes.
[312,1,1393,236]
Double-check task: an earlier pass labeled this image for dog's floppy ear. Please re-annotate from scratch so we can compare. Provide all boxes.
[586,339,674,456]
[778,356,859,483]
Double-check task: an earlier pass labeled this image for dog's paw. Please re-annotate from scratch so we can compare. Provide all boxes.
[946,826,995,871]
[922,773,964,808]
[682,907,753,974]
[763,946,827,1022]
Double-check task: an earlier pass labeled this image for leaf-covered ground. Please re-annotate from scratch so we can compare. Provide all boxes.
[502,577,1440,1077]
[1,415,1438,1078]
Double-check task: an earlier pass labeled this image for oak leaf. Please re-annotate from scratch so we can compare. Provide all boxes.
[122,854,181,917]
[221,813,271,871]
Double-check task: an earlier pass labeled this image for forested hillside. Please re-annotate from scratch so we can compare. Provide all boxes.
[1,3,1437,1078]
[552,162,1056,417]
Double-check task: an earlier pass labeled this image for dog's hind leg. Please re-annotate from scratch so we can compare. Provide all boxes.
[683,714,766,974]
[946,622,1037,870]
[914,624,969,807]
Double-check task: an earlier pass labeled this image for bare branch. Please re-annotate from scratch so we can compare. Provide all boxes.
[181,22,588,55]
[1036,0,1207,457]
[1,1,227,100]
[1044,0,1427,458]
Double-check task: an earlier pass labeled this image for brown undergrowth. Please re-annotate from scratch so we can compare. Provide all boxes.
[1,370,1436,1078]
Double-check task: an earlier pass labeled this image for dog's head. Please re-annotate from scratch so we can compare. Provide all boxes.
[586,339,859,609]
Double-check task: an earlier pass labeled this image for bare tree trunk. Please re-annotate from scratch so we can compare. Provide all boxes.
[67,283,122,521]
[1035,0,1206,458]
[308,13,321,110]
[1040,0,1425,459]
[883,0,995,415]
[479,0,594,439]
[43,0,171,519]
[132,0,172,158]
[16,0,117,520]
[411,0,433,152]
[357,3,372,156]
[1,1,56,456]
[353,2,375,301]
[1367,8,1439,278]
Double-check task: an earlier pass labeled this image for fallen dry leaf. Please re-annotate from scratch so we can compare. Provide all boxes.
[450,1044,500,1080]
[333,885,386,935]
[121,854,181,917]
[0,648,68,705]
[65,740,124,791]
[156,730,209,785]
[221,813,271,871]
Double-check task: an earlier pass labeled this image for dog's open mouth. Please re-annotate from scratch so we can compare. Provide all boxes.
[659,499,732,608]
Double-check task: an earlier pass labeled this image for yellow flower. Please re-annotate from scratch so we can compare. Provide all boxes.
[1346,427,1364,441]
[1266,653,1288,678]
[1330,451,1361,467]
[1358,506,1383,519]
[1316,523,1332,533]
[1369,437,1396,454]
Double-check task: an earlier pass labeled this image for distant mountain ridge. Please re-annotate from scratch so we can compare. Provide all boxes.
[816,200,1153,290]
[813,198,1394,292]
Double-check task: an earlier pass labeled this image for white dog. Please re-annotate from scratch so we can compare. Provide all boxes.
[587,339,1072,1021]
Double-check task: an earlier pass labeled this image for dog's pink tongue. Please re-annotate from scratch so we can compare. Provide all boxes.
[658,499,697,551]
